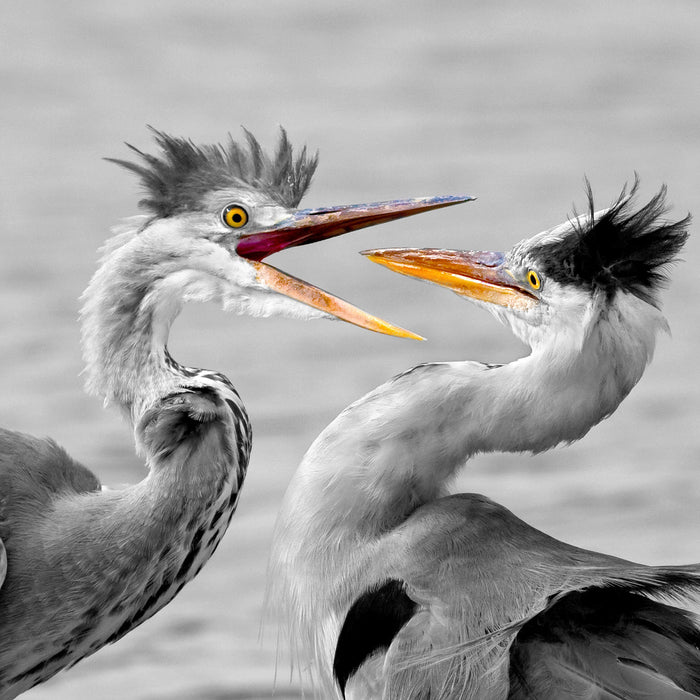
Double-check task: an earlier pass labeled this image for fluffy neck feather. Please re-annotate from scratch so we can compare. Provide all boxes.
[270,291,666,687]
[80,218,226,421]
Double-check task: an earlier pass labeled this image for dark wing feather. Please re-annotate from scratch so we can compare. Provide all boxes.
[509,587,700,699]
[334,579,419,696]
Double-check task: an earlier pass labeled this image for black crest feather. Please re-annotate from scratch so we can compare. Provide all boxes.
[531,178,690,305]
[106,126,319,217]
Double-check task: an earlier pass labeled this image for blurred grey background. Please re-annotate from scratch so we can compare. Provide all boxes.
[1,1,698,698]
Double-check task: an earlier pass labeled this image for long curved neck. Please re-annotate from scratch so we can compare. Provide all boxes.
[0,223,255,695]
[271,296,662,677]
[80,221,219,420]
[286,313,656,546]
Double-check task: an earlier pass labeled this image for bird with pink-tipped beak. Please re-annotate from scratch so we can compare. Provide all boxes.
[0,127,470,699]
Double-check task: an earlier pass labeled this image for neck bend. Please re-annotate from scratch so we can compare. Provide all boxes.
[271,295,662,681]
[0,223,253,694]
[75,223,252,639]
[80,218,252,492]
[82,224,192,421]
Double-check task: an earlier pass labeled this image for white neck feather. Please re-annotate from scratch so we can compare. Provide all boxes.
[269,291,666,686]
[80,219,226,422]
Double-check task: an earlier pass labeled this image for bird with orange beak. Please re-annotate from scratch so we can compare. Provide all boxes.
[271,181,696,699]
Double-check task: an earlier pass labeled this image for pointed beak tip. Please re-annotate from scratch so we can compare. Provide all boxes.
[401,331,427,342]
[437,194,475,206]
[360,249,387,260]
[374,322,425,342]
[417,194,475,208]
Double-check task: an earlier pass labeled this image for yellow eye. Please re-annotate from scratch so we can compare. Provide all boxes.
[222,204,249,229]
[527,270,541,290]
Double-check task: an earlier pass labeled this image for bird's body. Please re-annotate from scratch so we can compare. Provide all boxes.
[270,183,697,698]
[334,493,700,699]
[0,128,466,698]
[0,218,253,694]
[0,390,249,696]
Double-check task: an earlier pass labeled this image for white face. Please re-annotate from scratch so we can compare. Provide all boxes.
[202,188,333,320]
[202,188,291,242]
[488,205,669,353]
[130,186,419,339]
[484,277,600,352]
[138,195,333,323]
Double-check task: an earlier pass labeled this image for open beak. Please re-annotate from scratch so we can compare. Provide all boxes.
[362,248,538,311]
[236,196,473,338]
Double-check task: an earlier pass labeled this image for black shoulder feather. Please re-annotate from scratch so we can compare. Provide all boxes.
[532,179,690,305]
[334,579,418,696]
[106,126,319,217]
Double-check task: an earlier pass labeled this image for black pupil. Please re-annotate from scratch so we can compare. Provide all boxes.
[231,212,242,223]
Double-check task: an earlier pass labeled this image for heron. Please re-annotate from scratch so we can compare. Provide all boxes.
[269,182,697,698]
[0,127,470,699]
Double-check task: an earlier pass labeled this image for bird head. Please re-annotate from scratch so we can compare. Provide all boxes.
[363,180,690,351]
[107,128,472,339]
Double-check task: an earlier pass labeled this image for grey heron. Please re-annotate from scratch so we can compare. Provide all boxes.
[0,128,469,698]
[270,182,696,698]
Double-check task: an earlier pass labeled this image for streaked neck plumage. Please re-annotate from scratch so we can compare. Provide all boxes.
[270,291,665,687]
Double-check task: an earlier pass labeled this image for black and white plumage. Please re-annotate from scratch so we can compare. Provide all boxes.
[0,128,467,699]
[270,183,696,699]
[526,178,687,302]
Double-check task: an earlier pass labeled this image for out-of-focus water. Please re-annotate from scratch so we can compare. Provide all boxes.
[1,1,699,697]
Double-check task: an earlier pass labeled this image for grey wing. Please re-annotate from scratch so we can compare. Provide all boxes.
[0,427,102,547]
[338,493,700,699]
[508,583,700,699]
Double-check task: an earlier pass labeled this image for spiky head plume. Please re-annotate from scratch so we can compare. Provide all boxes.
[531,179,690,305]
[107,127,319,217]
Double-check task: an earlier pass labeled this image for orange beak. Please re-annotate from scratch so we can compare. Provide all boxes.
[236,196,473,338]
[362,248,538,311]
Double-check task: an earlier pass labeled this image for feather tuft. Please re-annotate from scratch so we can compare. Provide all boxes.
[106,126,319,217]
[531,178,690,305]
